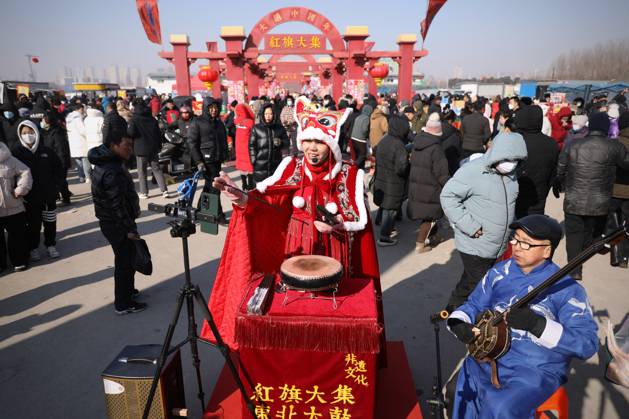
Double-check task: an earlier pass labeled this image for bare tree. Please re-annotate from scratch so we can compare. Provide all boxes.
[549,39,629,80]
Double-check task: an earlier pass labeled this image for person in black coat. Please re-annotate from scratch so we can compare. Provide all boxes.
[374,115,410,246]
[440,110,462,175]
[188,99,229,222]
[407,113,450,253]
[127,98,169,198]
[102,102,128,145]
[513,105,560,218]
[89,131,145,314]
[41,114,72,204]
[0,103,24,152]
[460,101,491,158]
[13,120,64,261]
[249,103,288,182]
[556,112,629,279]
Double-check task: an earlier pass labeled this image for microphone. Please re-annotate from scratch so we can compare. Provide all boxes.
[311,157,319,164]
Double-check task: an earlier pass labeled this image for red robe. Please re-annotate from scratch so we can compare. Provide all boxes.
[200,156,382,350]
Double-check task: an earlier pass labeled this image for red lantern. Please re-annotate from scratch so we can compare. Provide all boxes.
[31,56,39,64]
[369,63,389,87]
[197,65,219,90]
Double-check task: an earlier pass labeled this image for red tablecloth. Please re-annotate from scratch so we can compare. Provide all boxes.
[236,276,382,419]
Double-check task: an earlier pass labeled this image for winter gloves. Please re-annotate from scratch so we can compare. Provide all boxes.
[448,318,478,344]
[448,307,548,344]
[507,307,547,338]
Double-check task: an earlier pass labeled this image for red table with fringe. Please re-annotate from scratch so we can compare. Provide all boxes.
[235,275,382,419]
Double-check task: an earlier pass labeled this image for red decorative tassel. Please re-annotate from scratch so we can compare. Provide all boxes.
[236,314,382,354]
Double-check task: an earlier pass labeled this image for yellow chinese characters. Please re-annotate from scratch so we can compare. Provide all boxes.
[344,353,369,387]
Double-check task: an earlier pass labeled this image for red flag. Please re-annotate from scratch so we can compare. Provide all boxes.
[136,0,162,44]
[420,0,448,41]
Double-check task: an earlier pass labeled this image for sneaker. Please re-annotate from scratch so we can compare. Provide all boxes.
[390,228,399,239]
[13,265,27,272]
[138,193,149,200]
[162,191,175,199]
[115,302,147,315]
[47,246,60,259]
[377,237,398,247]
[85,178,91,184]
[415,243,433,253]
[30,249,41,262]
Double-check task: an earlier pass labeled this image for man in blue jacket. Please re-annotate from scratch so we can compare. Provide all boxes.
[447,214,598,418]
[440,132,528,312]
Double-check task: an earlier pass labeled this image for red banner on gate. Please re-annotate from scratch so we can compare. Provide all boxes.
[420,0,448,41]
[136,0,162,44]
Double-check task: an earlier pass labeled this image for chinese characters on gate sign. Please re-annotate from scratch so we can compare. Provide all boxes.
[250,354,367,418]
[264,34,327,51]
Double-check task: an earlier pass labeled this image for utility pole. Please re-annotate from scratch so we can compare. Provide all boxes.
[25,54,37,81]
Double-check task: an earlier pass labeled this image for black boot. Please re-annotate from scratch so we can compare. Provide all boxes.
[240,174,248,190]
[247,174,255,191]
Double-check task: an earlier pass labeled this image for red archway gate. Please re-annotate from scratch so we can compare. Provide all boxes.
[159,7,428,102]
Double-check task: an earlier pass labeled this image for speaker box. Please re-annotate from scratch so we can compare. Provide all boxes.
[102,344,186,419]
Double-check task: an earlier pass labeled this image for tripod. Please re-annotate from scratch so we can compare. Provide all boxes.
[426,311,449,419]
[143,204,256,419]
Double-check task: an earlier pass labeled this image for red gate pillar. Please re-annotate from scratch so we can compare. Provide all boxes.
[170,34,191,96]
[221,26,246,97]
[397,34,417,103]
[343,26,369,92]
[221,26,246,85]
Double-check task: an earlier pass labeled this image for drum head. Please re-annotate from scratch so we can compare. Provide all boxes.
[280,255,343,291]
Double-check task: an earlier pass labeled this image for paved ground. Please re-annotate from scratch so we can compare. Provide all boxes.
[0,167,627,419]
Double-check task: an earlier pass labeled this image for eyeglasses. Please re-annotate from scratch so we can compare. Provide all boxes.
[509,237,550,250]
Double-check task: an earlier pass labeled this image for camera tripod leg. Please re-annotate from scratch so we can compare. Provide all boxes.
[193,285,258,419]
[142,288,186,419]
[185,288,206,411]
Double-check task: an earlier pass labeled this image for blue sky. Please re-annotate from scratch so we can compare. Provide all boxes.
[1,0,628,82]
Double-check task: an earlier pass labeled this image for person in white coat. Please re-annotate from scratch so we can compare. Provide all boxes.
[66,103,90,182]
[84,104,104,155]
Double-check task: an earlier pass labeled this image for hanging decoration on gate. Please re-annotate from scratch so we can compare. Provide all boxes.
[136,0,162,44]
[369,63,389,87]
[420,0,448,42]
[197,66,219,91]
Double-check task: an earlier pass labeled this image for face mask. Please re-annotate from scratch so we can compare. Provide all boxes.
[572,125,582,132]
[40,120,50,130]
[286,101,293,106]
[3,111,14,119]
[507,104,514,110]
[496,161,517,174]
[22,133,37,145]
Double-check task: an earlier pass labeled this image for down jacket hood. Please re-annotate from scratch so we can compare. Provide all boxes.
[361,105,374,117]
[514,105,543,133]
[0,141,11,162]
[234,103,255,123]
[484,131,528,168]
[88,143,118,166]
[17,120,40,153]
[387,114,409,139]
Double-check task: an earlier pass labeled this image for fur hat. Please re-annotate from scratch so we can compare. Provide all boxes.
[294,96,351,178]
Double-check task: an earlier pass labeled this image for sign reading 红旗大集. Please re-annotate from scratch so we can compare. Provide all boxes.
[264,34,327,52]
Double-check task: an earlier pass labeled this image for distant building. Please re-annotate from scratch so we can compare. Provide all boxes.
[146,72,175,95]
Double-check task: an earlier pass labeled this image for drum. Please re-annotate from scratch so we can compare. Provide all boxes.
[280,255,343,292]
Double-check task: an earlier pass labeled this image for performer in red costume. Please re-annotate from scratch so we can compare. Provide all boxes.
[201,96,382,349]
